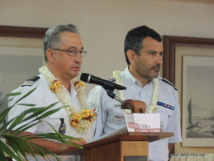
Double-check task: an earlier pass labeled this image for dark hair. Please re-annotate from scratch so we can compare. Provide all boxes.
[43,24,79,62]
[124,25,162,65]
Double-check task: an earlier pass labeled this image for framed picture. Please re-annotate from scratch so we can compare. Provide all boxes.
[0,25,48,161]
[0,25,47,94]
[182,56,214,147]
[163,36,214,148]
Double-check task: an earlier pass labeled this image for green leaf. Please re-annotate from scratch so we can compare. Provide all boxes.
[42,121,83,148]
[6,122,39,136]
[4,134,60,161]
[7,114,26,131]
[11,107,62,133]
[35,133,83,149]
[5,136,34,161]
[0,139,22,161]
[13,87,37,105]
[0,107,11,128]
[6,102,61,132]
[18,103,36,107]
[0,85,82,161]
[3,92,22,97]
[0,149,8,161]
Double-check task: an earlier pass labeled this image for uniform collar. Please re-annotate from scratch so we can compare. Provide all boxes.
[69,81,77,99]
[123,66,154,87]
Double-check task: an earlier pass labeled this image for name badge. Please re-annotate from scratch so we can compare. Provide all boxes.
[59,118,66,134]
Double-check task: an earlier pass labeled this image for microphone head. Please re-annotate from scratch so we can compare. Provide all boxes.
[80,73,126,90]
[80,73,90,83]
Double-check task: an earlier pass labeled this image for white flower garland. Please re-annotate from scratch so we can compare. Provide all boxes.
[113,70,159,113]
[113,71,125,101]
[39,66,96,133]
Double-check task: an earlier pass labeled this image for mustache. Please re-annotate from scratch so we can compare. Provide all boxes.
[71,64,81,68]
[151,64,160,70]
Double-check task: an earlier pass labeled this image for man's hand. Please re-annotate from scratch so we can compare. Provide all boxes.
[6,131,86,155]
[57,138,87,155]
[168,143,174,153]
[69,138,87,146]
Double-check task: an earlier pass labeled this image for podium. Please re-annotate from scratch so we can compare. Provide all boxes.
[82,132,173,161]
[5,132,173,161]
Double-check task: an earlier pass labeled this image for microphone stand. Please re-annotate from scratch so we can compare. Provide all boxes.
[103,83,146,113]
[105,89,124,103]
[102,82,124,103]
[105,89,146,113]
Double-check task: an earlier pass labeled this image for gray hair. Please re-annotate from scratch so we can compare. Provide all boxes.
[43,24,79,62]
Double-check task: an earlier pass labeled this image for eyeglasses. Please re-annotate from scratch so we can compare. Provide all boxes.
[51,48,87,57]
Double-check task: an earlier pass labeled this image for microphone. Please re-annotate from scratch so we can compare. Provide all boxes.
[80,73,126,90]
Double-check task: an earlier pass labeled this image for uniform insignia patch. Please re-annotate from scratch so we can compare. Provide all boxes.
[114,114,125,123]
[89,102,99,113]
[160,77,177,90]
[21,76,40,87]
[157,102,174,110]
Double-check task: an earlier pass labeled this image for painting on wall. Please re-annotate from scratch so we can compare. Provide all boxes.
[163,35,214,150]
[0,25,47,94]
[0,47,43,94]
[182,56,214,147]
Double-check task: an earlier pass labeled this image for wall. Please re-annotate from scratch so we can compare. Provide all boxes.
[0,0,213,154]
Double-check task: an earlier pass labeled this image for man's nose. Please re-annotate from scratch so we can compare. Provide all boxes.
[156,55,163,64]
[74,53,82,62]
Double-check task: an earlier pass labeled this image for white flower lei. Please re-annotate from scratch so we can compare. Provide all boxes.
[39,66,95,133]
[113,70,159,113]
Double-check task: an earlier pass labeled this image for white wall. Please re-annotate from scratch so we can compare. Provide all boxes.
[1,0,214,92]
[0,0,214,154]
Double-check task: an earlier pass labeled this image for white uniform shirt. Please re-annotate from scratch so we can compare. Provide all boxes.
[88,67,182,161]
[8,74,95,161]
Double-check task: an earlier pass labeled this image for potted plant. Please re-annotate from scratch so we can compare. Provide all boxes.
[0,87,82,161]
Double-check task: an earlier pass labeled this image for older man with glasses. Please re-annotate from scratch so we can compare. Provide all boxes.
[8,24,96,161]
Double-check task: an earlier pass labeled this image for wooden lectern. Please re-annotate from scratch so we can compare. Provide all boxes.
[81,100,173,161]
[82,132,173,161]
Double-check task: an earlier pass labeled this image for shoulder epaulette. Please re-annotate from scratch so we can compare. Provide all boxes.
[159,77,177,90]
[21,76,40,87]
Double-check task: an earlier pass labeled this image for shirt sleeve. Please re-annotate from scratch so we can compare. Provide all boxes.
[8,86,41,133]
[88,86,107,140]
[167,90,182,143]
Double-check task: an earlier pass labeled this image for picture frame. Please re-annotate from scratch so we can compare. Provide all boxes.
[0,25,47,94]
[0,25,47,161]
[163,35,214,148]
[182,56,214,147]
[0,25,47,38]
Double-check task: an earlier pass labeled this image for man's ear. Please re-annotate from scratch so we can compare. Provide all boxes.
[46,49,55,63]
[127,49,136,64]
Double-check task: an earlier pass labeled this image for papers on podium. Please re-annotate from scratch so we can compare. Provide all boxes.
[125,113,161,132]
[93,125,128,141]
[93,113,161,142]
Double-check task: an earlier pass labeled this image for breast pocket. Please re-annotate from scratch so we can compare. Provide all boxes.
[157,107,173,131]
[107,104,125,125]
[46,109,68,134]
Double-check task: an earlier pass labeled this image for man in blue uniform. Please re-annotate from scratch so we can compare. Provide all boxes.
[88,25,182,161]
